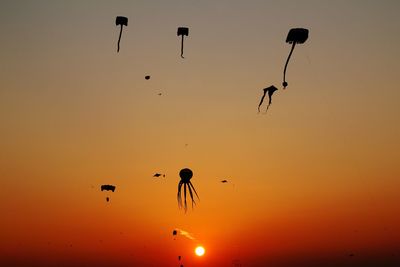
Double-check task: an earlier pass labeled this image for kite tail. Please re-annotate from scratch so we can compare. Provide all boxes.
[265,103,271,113]
[180,36,185,58]
[117,26,123,52]
[282,42,296,88]
[257,92,266,114]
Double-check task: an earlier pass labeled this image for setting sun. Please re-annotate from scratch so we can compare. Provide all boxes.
[195,246,205,257]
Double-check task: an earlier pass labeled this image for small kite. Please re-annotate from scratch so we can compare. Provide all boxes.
[153,173,165,178]
[177,27,189,58]
[115,16,128,52]
[282,28,309,88]
[101,185,115,192]
[177,168,199,211]
[257,85,278,113]
[145,75,150,80]
[101,184,116,202]
[221,180,228,183]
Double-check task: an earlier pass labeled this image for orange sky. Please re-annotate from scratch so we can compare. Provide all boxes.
[1,1,400,266]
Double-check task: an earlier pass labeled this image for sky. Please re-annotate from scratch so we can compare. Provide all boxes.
[0,0,399,266]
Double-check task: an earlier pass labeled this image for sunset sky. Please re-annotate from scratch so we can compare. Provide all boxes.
[1,1,399,266]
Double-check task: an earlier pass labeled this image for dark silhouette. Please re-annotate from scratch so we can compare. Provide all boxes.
[177,168,199,211]
[101,185,116,192]
[145,75,150,80]
[178,255,181,261]
[157,93,162,96]
[177,27,189,58]
[153,173,165,178]
[257,85,278,113]
[221,180,228,183]
[101,184,115,202]
[282,28,309,88]
[115,16,128,52]
[172,229,177,240]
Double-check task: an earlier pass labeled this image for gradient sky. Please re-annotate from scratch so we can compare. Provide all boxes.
[1,1,400,266]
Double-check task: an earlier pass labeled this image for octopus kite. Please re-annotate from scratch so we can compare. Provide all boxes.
[177,168,199,211]
[257,85,278,113]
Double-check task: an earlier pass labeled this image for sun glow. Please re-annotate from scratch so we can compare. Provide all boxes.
[195,246,205,256]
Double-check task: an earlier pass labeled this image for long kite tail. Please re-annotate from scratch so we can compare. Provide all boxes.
[117,25,123,52]
[180,36,185,58]
[258,91,266,113]
[282,42,296,88]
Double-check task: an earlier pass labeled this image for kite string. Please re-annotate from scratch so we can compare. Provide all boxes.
[282,42,296,88]
[117,25,123,52]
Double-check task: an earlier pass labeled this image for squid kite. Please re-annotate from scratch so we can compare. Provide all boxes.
[177,168,199,211]
[282,28,309,88]
[257,85,278,113]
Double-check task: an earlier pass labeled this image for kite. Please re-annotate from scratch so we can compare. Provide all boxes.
[101,184,115,202]
[177,168,199,211]
[115,16,128,52]
[177,27,189,58]
[282,28,309,88]
[257,85,278,113]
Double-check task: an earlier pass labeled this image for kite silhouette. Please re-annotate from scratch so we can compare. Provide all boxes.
[115,16,128,52]
[177,168,199,211]
[145,75,151,80]
[101,184,115,202]
[153,173,165,178]
[257,85,278,113]
[221,180,228,183]
[282,28,309,88]
[177,27,189,58]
